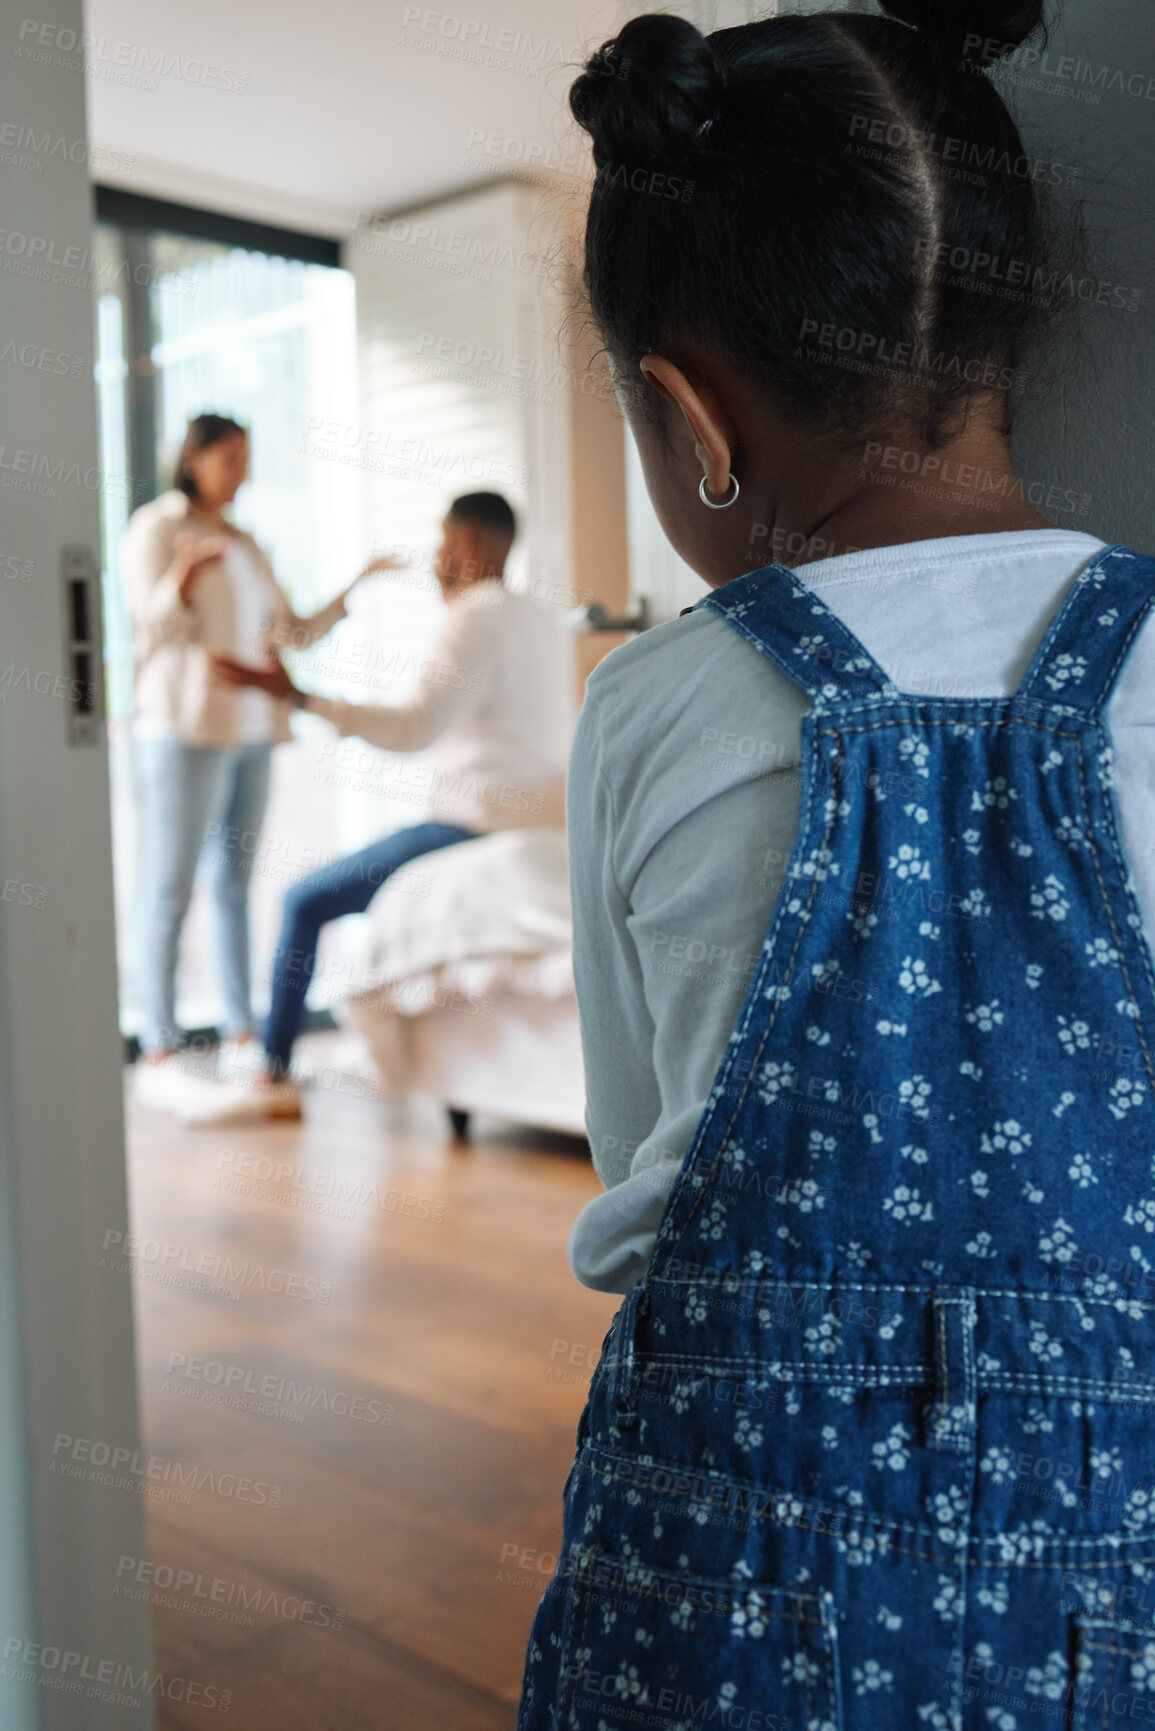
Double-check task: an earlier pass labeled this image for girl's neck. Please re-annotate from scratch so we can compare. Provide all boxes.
[779,415,1053,569]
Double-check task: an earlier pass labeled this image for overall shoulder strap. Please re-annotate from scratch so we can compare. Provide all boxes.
[695,563,897,702]
[1017,544,1155,715]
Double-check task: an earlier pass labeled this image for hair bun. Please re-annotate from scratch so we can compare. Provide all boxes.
[878,0,1045,66]
[569,14,726,172]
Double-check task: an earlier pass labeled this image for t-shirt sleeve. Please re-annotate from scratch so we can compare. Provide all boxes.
[303,594,491,752]
[565,681,666,1279]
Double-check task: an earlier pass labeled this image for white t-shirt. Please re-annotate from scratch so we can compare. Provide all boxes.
[304,579,576,832]
[567,529,1155,1294]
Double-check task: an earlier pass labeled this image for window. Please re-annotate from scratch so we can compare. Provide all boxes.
[94,195,358,1039]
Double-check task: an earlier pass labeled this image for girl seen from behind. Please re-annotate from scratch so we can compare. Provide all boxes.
[520,3,1155,1727]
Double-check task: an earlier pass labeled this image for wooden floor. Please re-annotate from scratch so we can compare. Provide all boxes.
[123,1036,617,1729]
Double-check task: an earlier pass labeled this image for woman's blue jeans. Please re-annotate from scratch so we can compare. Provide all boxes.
[134,738,273,1053]
[263,822,476,1075]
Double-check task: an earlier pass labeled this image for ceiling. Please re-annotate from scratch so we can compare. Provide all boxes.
[81,0,644,237]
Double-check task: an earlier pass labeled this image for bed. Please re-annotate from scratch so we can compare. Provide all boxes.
[334,826,588,1138]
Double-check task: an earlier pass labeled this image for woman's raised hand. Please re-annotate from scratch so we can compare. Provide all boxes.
[356,552,404,580]
[175,531,231,605]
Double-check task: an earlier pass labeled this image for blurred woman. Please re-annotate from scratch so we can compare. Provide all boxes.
[122,412,370,1106]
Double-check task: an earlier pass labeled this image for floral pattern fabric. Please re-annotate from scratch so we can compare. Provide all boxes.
[518,545,1155,1731]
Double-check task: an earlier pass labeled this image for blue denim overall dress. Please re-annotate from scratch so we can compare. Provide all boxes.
[518,544,1155,1731]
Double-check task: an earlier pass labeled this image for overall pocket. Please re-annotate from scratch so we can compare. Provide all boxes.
[1072,1617,1155,1731]
[555,1544,843,1731]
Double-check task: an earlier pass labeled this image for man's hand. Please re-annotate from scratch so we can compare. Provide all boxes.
[210,650,299,704]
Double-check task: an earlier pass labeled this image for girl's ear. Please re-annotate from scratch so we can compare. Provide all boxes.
[640,355,736,499]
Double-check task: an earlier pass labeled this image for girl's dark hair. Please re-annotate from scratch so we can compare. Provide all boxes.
[569,1,1065,449]
[174,413,247,499]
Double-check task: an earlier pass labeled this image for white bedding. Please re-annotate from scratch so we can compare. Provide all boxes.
[345,826,573,994]
[334,827,585,1127]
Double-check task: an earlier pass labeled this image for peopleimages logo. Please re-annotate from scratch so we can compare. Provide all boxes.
[15,17,248,92]
[163,1352,395,1424]
[49,1431,282,1505]
[0,1638,230,1713]
[962,33,1155,100]
[114,1555,345,1631]
[100,1229,333,1303]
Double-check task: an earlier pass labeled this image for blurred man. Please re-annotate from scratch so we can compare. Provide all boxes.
[200,491,575,1120]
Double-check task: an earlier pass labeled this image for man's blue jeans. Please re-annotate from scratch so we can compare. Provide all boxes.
[264,822,477,1074]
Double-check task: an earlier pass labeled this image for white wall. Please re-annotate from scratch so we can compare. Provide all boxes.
[999,0,1155,546]
[0,4,154,1724]
[332,179,574,850]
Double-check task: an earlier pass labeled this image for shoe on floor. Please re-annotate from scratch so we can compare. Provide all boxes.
[178,1076,303,1126]
[133,1051,220,1113]
[214,1038,268,1084]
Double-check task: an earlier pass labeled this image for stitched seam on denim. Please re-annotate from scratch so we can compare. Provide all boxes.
[587,1451,1155,1566]
[561,1539,836,1715]
[935,1298,977,1450]
[582,1446,943,1548]
[640,1360,933,1387]
[703,580,890,699]
[931,1299,972,1451]
[1091,718,1155,1032]
[648,1275,1155,1316]
[702,593,840,696]
[651,722,836,1269]
[633,1349,923,1365]
[803,1632,813,1731]
[632,1358,1154,1397]
[633,1351,932,1370]
[567,1546,828,1613]
[970,1545,1155,1567]
[566,1577,593,1725]
[962,1303,977,1423]
[823,712,1155,1096]
[644,710,826,1280]
[825,1601,844,1729]
[933,1300,952,1443]
[979,1373,1155,1398]
[816,716,1085,740]
[1095,586,1155,715]
[814,695,1089,726]
[969,1539,1155,1572]
[1080,1630,1119,1731]
[813,700,1088,729]
[1017,544,1121,702]
[627,1352,1155,1404]
[610,1289,639,1416]
[1074,730,1155,1101]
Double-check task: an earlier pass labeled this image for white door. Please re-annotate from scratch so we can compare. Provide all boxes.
[0,7,154,1726]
